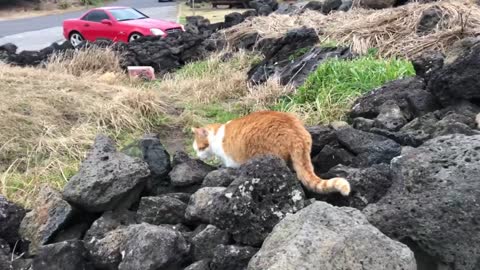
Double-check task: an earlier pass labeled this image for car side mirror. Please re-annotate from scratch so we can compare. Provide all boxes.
[101,19,112,25]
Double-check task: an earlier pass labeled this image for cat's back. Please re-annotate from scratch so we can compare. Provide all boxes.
[231,110,300,128]
[226,111,307,140]
[223,111,309,162]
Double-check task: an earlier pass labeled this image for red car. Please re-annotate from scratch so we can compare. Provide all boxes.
[63,6,184,47]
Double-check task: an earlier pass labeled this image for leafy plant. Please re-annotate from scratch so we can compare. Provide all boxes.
[276,53,415,124]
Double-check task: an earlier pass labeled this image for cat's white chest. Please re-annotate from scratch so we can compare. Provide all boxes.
[210,124,240,168]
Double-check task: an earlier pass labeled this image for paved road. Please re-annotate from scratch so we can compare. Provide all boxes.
[0,0,178,51]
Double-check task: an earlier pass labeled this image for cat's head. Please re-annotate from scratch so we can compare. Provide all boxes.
[191,127,212,160]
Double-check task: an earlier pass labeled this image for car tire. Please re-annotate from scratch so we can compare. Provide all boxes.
[129,32,143,42]
[69,31,84,47]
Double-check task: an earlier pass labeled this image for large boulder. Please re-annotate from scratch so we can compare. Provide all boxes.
[3,41,73,67]
[416,6,443,35]
[121,18,217,74]
[369,102,480,146]
[83,209,137,243]
[350,77,439,121]
[136,195,188,225]
[311,164,393,210]
[118,224,190,270]
[169,151,216,189]
[412,50,444,83]
[359,0,396,9]
[278,46,353,87]
[86,228,128,270]
[63,135,150,213]
[87,223,190,270]
[19,186,80,254]
[191,225,230,261]
[373,100,408,131]
[0,195,25,248]
[0,239,12,270]
[185,260,211,270]
[0,43,17,54]
[211,245,258,270]
[364,134,480,270]
[334,126,401,167]
[428,39,480,106]
[122,133,171,194]
[202,168,237,187]
[248,27,320,85]
[249,0,279,15]
[211,156,306,246]
[224,12,245,28]
[32,240,93,270]
[185,187,226,224]
[321,0,342,13]
[248,201,416,270]
[306,125,337,156]
[312,144,354,173]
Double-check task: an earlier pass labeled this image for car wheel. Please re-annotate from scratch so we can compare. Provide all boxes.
[129,33,143,42]
[69,32,84,47]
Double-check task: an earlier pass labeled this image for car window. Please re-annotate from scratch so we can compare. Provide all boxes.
[109,8,148,21]
[82,10,110,22]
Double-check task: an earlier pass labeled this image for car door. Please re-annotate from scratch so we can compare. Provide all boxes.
[80,10,113,42]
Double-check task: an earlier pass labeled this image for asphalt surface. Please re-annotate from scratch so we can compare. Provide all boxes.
[0,0,178,51]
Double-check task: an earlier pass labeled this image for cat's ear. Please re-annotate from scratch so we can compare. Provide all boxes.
[197,128,208,137]
[192,127,208,137]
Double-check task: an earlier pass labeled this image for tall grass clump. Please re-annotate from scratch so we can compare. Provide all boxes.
[159,50,261,105]
[0,62,167,206]
[277,53,415,124]
[224,0,480,58]
[46,46,123,76]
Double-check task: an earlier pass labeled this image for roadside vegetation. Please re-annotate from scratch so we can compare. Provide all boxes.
[7,0,480,206]
[0,44,415,207]
[224,1,480,58]
[276,51,415,124]
[0,47,166,206]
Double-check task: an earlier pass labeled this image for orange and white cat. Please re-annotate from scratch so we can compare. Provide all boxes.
[191,111,351,196]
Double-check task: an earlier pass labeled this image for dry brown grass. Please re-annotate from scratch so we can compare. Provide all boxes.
[156,50,298,112]
[241,77,294,110]
[46,46,123,77]
[0,61,167,206]
[223,0,480,58]
[158,51,260,104]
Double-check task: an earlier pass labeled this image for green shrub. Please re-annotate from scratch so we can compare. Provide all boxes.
[277,53,415,124]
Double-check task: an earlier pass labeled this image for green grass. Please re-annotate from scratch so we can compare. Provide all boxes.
[176,59,215,79]
[179,16,187,25]
[320,39,340,49]
[276,52,415,124]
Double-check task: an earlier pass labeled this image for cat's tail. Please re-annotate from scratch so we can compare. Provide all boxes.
[291,147,351,196]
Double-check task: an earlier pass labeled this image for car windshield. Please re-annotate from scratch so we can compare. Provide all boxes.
[109,8,148,21]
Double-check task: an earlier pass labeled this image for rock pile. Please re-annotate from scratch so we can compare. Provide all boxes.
[0,41,74,67]
[0,134,412,270]
[1,27,480,270]
[275,0,439,15]
[310,37,480,269]
[244,27,353,87]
